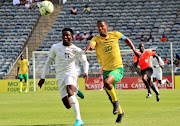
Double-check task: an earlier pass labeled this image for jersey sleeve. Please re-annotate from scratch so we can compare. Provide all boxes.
[159,57,164,65]
[133,55,138,63]
[48,44,56,59]
[26,59,29,66]
[116,31,125,40]
[90,36,97,47]
[149,51,156,56]
[77,50,89,74]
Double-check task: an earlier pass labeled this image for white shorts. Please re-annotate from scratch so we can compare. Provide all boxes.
[152,71,162,80]
[58,75,78,99]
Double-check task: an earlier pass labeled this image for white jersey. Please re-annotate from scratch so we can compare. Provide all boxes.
[41,42,89,81]
[151,56,164,73]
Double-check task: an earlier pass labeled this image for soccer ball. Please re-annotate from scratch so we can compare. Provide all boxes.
[39,1,54,16]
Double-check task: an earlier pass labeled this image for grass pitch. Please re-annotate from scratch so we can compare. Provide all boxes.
[0,89,180,126]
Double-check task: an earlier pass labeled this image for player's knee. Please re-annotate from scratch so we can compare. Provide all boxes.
[65,104,71,109]
[142,78,147,82]
[104,79,110,88]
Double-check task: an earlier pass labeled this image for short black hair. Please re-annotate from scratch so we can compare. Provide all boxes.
[97,20,108,26]
[62,28,74,35]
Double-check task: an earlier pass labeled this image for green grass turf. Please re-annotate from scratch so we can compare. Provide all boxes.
[0,89,180,126]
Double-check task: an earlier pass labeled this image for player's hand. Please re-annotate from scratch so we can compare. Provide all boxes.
[160,65,164,69]
[84,43,94,52]
[38,78,45,89]
[29,70,31,75]
[83,73,88,83]
[134,50,142,58]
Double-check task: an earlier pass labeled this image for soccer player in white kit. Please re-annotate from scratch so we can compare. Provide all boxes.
[38,28,89,126]
[151,50,170,86]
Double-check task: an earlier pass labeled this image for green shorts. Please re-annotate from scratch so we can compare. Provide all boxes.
[103,67,124,90]
[19,74,28,80]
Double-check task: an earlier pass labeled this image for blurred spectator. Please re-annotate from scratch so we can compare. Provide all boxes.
[148,34,153,42]
[13,0,21,5]
[176,53,180,60]
[163,57,169,64]
[36,0,42,8]
[175,59,180,72]
[87,31,95,40]
[31,1,37,9]
[71,6,77,15]
[25,1,31,9]
[75,31,82,41]
[83,5,90,14]
[140,35,145,42]
[82,32,89,40]
[21,0,26,5]
[161,34,167,42]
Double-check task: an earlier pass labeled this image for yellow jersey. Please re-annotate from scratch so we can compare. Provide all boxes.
[17,59,29,74]
[90,31,124,70]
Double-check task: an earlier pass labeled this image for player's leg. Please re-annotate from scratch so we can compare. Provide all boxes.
[67,85,84,126]
[100,75,104,90]
[24,74,28,92]
[105,90,124,123]
[104,75,120,114]
[65,76,84,126]
[19,74,23,92]
[104,67,124,115]
[142,74,152,98]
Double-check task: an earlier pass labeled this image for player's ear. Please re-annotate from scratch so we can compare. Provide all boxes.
[72,35,74,40]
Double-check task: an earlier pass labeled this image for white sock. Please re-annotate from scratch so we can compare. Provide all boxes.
[69,95,81,120]
[161,79,166,84]
[153,82,159,94]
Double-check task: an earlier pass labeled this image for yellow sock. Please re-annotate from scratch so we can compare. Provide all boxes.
[20,82,22,91]
[25,82,27,91]
[117,105,123,114]
[107,86,118,102]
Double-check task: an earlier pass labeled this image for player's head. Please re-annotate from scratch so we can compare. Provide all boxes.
[20,54,24,60]
[139,43,145,53]
[97,20,108,37]
[62,28,74,46]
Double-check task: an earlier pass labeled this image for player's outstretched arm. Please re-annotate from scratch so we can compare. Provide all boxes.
[83,73,88,83]
[84,43,95,52]
[124,37,142,58]
[38,78,45,88]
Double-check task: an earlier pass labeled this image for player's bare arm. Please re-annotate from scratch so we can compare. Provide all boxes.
[83,73,88,83]
[134,58,140,67]
[154,54,163,68]
[124,37,142,58]
[84,43,95,52]
[28,66,31,74]
[17,67,19,78]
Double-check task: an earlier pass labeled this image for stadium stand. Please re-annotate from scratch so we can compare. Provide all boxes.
[30,0,179,76]
[0,0,179,78]
[0,0,40,79]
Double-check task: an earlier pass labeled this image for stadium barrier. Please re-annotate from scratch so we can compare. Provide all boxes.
[0,78,85,92]
[0,76,179,92]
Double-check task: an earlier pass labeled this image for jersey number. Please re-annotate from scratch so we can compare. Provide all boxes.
[64,53,70,59]
[105,45,112,52]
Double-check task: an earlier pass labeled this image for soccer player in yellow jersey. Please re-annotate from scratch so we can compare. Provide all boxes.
[17,54,31,92]
[85,20,142,123]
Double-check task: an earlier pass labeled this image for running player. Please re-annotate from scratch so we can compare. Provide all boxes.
[85,20,142,123]
[17,54,31,92]
[38,28,89,126]
[151,50,170,85]
[134,44,160,102]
